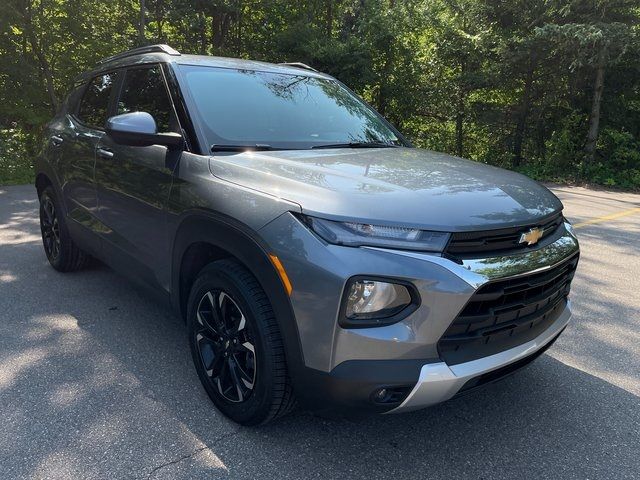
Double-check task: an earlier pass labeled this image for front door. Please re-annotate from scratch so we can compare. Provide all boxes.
[94,64,182,290]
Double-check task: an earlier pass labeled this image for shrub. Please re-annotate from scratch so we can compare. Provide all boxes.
[0,128,35,185]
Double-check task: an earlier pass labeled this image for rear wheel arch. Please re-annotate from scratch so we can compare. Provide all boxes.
[38,185,91,271]
[35,173,53,198]
[35,168,66,216]
[171,212,306,378]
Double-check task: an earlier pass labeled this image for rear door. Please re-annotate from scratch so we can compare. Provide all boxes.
[55,71,119,251]
[94,64,182,290]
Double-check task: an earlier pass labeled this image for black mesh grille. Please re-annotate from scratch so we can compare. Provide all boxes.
[446,213,564,258]
[438,253,579,365]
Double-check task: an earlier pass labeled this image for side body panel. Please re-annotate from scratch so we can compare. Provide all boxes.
[41,92,105,256]
[57,120,101,217]
[91,62,186,291]
[94,138,179,290]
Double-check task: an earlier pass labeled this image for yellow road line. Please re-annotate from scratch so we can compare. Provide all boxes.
[573,207,640,229]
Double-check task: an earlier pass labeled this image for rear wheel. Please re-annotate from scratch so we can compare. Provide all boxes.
[39,186,90,272]
[187,259,295,425]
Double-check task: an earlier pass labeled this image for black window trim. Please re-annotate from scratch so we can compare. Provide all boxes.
[113,62,186,147]
[70,61,183,132]
[60,83,85,117]
[162,63,199,154]
[70,60,191,151]
[72,70,121,132]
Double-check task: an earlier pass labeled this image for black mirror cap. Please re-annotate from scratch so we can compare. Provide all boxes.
[106,112,183,149]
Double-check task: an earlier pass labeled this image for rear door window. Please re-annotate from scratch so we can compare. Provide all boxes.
[77,72,118,129]
[116,65,176,133]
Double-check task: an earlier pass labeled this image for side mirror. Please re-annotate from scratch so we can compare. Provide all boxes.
[105,112,183,148]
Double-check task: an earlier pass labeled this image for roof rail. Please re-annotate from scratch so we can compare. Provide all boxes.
[97,44,180,65]
[278,62,318,72]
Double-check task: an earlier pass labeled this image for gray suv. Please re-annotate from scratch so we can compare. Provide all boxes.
[35,45,580,425]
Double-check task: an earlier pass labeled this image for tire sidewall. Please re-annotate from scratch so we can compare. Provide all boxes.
[187,264,277,425]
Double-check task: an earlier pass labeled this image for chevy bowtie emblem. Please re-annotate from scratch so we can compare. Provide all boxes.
[519,227,544,246]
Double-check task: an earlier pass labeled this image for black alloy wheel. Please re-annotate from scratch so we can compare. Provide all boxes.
[187,259,296,425]
[38,186,90,272]
[194,289,257,403]
[40,195,61,262]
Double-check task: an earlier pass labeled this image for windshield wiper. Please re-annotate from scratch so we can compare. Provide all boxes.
[311,141,400,149]
[211,141,400,152]
[211,143,275,152]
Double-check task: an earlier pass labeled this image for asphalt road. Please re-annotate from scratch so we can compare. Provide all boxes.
[1,183,638,479]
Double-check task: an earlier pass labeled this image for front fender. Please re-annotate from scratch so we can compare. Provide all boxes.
[169,210,307,384]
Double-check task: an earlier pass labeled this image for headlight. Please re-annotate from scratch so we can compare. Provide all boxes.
[341,278,417,328]
[304,216,450,252]
[563,216,576,237]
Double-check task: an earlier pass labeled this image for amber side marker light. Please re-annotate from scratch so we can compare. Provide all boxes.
[269,254,293,296]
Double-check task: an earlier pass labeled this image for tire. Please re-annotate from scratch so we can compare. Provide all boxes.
[187,259,296,425]
[39,186,91,272]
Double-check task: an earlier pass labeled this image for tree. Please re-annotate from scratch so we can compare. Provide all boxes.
[536,1,637,165]
[2,0,640,188]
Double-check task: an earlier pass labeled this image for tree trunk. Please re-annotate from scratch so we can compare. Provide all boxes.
[342,0,364,37]
[198,10,207,54]
[155,0,164,42]
[326,0,333,37]
[236,3,243,55]
[376,0,396,118]
[211,8,231,51]
[139,0,146,44]
[584,44,607,163]
[455,64,466,158]
[22,4,59,114]
[535,107,546,161]
[512,55,536,168]
[455,102,464,158]
[29,35,59,114]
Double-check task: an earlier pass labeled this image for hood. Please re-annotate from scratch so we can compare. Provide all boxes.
[208,147,562,231]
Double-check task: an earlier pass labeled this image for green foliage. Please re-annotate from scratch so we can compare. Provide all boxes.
[588,128,640,189]
[1,0,640,189]
[547,112,588,176]
[0,129,34,185]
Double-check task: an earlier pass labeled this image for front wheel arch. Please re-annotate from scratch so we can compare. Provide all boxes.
[171,212,306,384]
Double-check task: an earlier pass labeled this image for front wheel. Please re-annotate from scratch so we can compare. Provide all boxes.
[187,259,295,425]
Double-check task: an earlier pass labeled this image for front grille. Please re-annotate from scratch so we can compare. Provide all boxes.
[438,253,579,365]
[445,213,564,258]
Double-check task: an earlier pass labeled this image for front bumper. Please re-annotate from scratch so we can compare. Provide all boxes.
[260,214,579,413]
[389,302,571,413]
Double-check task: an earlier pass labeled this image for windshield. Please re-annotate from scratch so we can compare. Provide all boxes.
[179,65,406,150]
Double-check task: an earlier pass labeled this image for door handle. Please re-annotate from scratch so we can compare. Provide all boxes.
[50,135,64,146]
[97,147,114,159]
